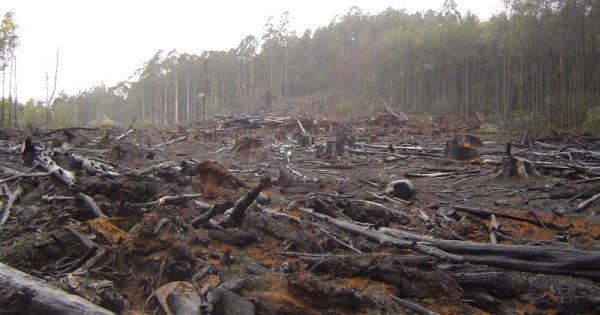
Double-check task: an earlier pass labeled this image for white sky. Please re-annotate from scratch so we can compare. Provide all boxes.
[2,0,502,101]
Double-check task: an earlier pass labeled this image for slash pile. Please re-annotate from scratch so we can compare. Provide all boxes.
[1,115,600,314]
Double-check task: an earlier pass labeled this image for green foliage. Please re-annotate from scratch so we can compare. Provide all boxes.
[14,1,600,130]
[583,107,600,131]
[90,114,115,126]
[21,99,45,126]
[478,123,499,133]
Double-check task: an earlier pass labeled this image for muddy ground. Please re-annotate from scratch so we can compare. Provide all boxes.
[0,111,600,315]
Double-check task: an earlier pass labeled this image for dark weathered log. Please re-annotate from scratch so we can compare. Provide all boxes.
[222,177,271,226]
[385,180,415,200]
[0,262,114,315]
[299,208,463,262]
[57,246,98,274]
[318,227,362,253]
[355,199,410,225]
[66,225,96,250]
[383,227,600,279]
[254,204,301,224]
[180,159,201,176]
[316,140,343,160]
[301,208,600,279]
[432,204,566,230]
[291,132,310,147]
[191,201,234,228]
[76,193,107,218]
[21,136,37,167]
[451,272,528,299]
[517,130,534,146]
[274,165,294,187]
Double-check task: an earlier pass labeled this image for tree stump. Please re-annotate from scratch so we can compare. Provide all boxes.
[203,130,218,142]
[385,179,416,199]
[494,142,539,179]
[316,140,343,160]
[292,132,310,147]
[451,134,483,147]
[232,137,264,155]
[444,140,478,161]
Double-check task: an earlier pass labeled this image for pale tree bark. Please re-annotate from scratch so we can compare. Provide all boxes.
[45,48,59,128]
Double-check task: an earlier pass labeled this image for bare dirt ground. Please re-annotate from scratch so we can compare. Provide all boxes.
[1,109,600,314]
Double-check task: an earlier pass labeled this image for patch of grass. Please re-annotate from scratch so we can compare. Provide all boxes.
[407,114,433,121]
[479,122,499,133]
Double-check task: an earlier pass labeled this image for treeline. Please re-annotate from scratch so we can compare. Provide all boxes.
[12,0,600,129]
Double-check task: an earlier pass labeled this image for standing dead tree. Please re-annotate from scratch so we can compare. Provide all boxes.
[45,48,59,128]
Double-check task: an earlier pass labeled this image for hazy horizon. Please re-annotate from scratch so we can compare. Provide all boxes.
[2,0,502,101]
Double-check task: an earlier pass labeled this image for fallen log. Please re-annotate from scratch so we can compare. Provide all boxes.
[43,126,98,136]
[575,192,600,212]
[0,171,50,185]
[36,153,78,189]
[129,194,202,207]
[69,152,119,176]
[431,204,567,230]
[300,208,600,279]
[114,119,136,141]
[152,136,187,149]
[0,262,114,315]
[77,193,107,218]
[390,295,435,315]
[191,201,234,228]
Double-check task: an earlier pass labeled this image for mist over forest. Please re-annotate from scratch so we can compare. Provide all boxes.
[1,0,600,130]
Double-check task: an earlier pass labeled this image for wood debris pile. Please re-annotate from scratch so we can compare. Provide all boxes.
[1,116,600,314]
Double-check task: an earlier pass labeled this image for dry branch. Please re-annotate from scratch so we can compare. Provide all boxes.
[575,192,600,212]
[0,184,22,226]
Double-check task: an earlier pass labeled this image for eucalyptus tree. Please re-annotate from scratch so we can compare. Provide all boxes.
[1,11,18,127]
[236,35,258,109]
[58,1,600,130]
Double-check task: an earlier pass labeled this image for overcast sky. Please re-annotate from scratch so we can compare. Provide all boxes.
[2,0,502,101]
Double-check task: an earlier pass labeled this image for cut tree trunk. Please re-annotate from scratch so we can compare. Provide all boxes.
[0,262,114,315]
[444,140,478,160]
[494,142,539,179]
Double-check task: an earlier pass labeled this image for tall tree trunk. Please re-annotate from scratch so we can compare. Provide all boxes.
[7,59,12,128]
[1,68,5,128]
[185,65,190,123]
[12,56,17,128]
[175,75,179,124]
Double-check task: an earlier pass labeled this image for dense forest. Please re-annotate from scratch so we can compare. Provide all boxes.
[2,0,600,130]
